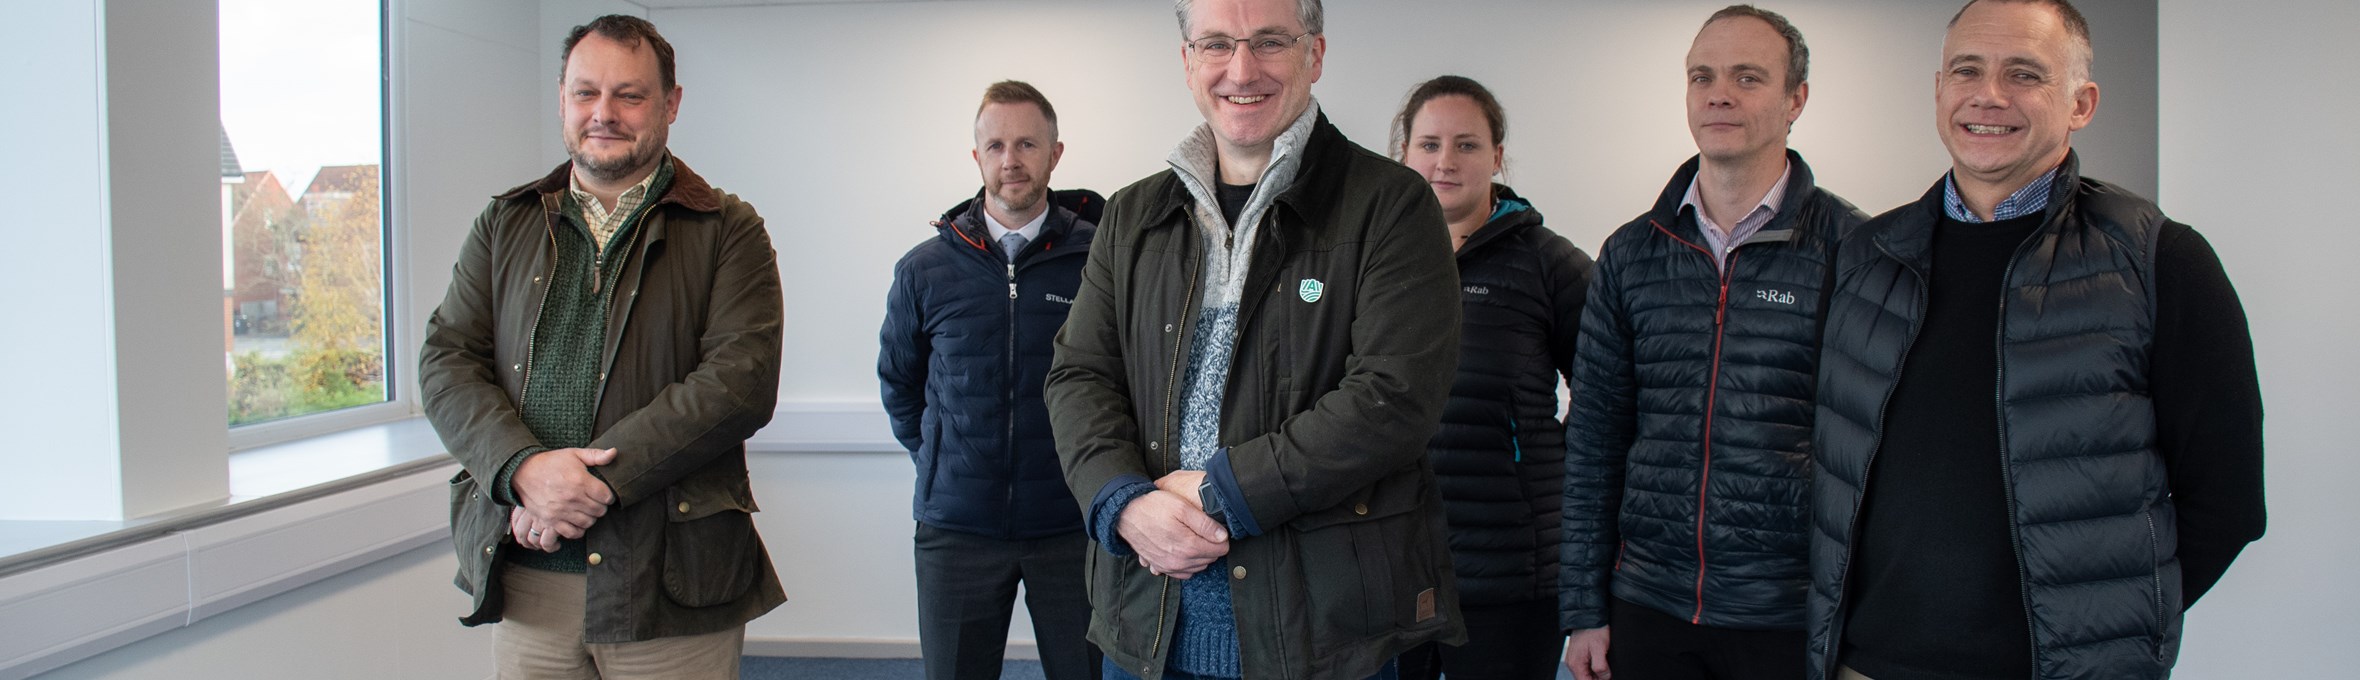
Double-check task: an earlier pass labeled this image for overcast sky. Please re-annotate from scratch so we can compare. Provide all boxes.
[220,0,380,199]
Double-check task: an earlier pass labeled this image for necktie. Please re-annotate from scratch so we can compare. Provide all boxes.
[1000,233,1028,262]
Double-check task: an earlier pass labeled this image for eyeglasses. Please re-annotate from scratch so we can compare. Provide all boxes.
[1185,32,1316,64]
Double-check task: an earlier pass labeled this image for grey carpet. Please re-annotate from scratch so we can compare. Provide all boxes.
[741,657,1047,680]
[741,657,1579,679]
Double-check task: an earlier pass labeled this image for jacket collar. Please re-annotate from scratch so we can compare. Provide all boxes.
[1456,184,1544,257]
[496,153,726,214]
[1875,150,2084,272]
[1142,104,1350,232]
[1648,149,1821,248]
[933,188,1086,256]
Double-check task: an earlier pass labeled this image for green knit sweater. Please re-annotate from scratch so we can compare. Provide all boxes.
[500,161,673,573]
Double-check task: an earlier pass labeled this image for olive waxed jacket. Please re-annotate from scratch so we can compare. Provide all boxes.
[422,158,786,643]
[1046,115,1466,680]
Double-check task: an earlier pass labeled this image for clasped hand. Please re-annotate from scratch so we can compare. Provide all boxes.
[1116,470,1229,579]
[508,447,618,552]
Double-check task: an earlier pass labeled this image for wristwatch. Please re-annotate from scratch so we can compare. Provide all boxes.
[1198,477,1228,528]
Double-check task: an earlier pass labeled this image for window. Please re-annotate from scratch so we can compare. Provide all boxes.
[220,0,388,428]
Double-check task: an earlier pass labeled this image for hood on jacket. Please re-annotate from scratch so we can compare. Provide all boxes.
[1457,184,1545,256]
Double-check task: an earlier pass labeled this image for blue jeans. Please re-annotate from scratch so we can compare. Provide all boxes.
[1101,657,1398,680]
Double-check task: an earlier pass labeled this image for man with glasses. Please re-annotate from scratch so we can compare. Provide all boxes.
[1047,1,1465,679]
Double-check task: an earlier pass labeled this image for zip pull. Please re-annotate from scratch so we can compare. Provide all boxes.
[1006,263,1018,299]
[1509,416,1523,462]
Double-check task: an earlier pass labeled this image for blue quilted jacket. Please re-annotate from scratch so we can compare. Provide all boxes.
[1560,152,1865,631]
[879,189,1099,539]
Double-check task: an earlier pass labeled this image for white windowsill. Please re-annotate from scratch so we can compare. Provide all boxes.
[0,403,900,679]
[0,418,458,679]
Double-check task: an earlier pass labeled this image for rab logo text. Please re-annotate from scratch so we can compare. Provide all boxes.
[1298,278,1325,303]
[1755,289,1796,305]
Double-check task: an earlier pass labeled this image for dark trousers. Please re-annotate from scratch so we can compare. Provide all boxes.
[914,522,1101,680]
[1395,597,1564,680]
[1607,597,1804,680]
[1102,657,1398,680]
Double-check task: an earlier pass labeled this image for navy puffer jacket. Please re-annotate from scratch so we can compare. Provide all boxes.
[1427,187,1593,607]
[880,189,1099,539]
[1560,152,1865,631]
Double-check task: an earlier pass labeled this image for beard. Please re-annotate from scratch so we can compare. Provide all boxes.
[988,178,1047,217]
[568,128,667,184]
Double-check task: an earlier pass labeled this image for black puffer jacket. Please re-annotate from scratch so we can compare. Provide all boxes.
[879,189,1099,540]
[1560,152,1866,631]
[1427,187,1593,607]
[1809,154,2186,679]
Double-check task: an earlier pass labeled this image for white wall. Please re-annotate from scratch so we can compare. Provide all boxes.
[2158,1,2359,677]
[396,0,552,409]
[32,544,488,680]
[643,0,2164,656]
[61,1,2352,674]
[22,0,542,672]
[744,451,945,652]
[0,0,232,522]
[0,1,128,520]
[648,0,2158,406]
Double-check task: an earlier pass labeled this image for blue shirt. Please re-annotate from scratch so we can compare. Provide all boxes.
[1943,167,2060,223]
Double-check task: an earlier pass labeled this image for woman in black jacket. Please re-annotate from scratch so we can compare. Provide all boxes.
[1390,76,1594,680]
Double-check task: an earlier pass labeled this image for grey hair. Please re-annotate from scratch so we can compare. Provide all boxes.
[1950,0,2094,84]
[1174,0,1324,38]
[1703,5,1810,93]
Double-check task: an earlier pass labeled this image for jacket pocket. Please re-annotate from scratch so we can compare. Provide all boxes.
[917,417,944,502]
[1291,471,1437,649]
[448,469,503,594]
[660,478,762,608]
[1083,539,1156,660]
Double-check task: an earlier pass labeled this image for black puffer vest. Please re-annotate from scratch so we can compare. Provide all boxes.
[1426,187,1594,607]
[1809,153,2179,679]
[1560,151,1865,631]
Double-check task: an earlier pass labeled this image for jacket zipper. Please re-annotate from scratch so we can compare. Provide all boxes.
[1824,245,1926,676]
[1993,237,2041,676]
[515,222,561,407]
[1005,252,1020,535]
[1691,249,1737,624]
[588,218,649,418]
[1652,220,1734,625]
[1148,218,1205,661]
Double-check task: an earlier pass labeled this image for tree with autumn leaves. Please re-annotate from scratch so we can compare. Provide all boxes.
[230,165,384,424]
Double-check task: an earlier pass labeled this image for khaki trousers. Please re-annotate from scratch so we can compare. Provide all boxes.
[493,565,744,680]
[1836,666,1875,680]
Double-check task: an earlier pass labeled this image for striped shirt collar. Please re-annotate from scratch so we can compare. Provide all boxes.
[1943,166,2059,223]
[1679,160,1791,271]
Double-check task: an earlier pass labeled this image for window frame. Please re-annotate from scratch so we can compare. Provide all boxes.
[223,0,409,452]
